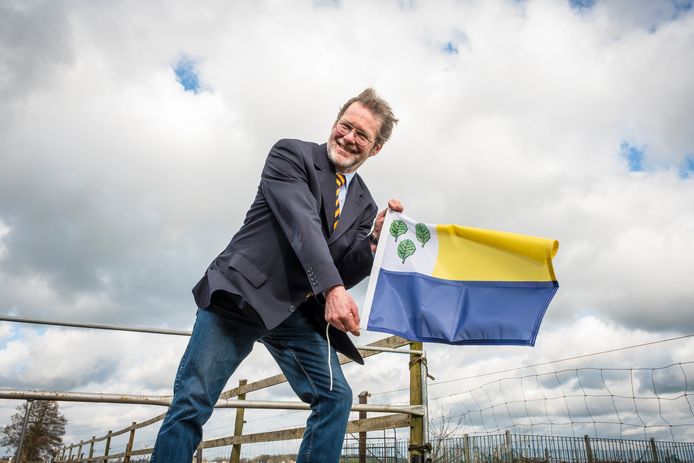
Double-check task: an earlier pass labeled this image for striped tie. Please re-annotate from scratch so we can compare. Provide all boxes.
[334,173,346,230]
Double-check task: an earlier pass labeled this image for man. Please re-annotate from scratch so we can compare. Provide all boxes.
[151,88,403,462]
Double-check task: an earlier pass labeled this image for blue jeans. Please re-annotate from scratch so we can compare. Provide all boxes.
[150,305,353,463]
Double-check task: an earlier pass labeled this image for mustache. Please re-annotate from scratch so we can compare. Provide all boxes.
[336,139,359,153]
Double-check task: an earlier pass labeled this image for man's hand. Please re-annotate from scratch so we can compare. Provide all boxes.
[370,199,404,253]
[324,285,361,336]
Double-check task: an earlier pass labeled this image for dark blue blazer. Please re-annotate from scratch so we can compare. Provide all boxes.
[192,139,378,363]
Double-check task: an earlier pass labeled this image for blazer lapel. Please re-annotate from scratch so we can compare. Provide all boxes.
[313,144,337,236]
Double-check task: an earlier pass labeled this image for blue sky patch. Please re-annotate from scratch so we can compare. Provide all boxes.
[569,0,595,10]
[439,27,468,55]
[668,0,694,24]
[442,41,458,55]
[674,0,693,13]
[174,58,202,93]
[680,155,694,178]
[314,0,340,7]
[620,142,645,172]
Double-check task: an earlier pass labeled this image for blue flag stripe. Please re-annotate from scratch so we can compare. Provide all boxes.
[367,270,558,346]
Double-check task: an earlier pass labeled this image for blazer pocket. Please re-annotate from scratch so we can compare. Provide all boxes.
[228,253,269,288]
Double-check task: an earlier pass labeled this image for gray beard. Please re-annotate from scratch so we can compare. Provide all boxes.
[327,144,356,171]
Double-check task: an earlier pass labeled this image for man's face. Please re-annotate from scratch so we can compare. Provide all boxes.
[328,102,383,174]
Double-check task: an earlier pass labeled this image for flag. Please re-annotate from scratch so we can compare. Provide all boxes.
[361,211,559,346]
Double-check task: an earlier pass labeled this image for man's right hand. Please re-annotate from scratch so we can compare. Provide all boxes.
[324,285,361,336]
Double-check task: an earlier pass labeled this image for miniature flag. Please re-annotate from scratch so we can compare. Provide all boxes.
[362,211,559,346]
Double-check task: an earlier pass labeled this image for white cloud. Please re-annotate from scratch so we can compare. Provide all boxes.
[0,220,9,260]
[1,0,693,454]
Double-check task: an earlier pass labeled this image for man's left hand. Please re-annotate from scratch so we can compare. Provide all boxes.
[370,198,404,253]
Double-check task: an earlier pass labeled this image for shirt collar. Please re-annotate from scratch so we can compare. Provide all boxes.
[341,172,356,189]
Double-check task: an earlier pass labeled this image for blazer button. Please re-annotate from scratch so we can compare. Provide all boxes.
[289,305,296,312]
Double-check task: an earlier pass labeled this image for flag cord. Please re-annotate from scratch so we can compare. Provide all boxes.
[326,323,333,391]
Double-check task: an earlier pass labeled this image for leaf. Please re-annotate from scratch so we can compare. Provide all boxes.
[415,223,430,248]
[397,239,416,263]
[390,219,408,242]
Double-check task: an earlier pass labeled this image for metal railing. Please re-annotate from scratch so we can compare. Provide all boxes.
[427,432,694,463]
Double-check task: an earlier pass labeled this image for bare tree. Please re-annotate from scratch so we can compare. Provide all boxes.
[1,400,67,462]
[429,407,465,463]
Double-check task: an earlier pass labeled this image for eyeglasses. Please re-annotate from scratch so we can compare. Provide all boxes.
[334,120,374,147]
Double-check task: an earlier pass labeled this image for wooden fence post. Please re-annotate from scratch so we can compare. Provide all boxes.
[584,435,594,463]
[195,447,203,463]
[358,391,371,463]
[409,341,424,463]
[124,422,136,463]
[88,436,95,461]
[463,434,471,463]
[229,379,248,463]
[77,441,83,462]
[650,437,659,463]
[103,430,112,463]
[505,430,513,463]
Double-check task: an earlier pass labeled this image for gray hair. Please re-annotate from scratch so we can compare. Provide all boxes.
[336,88,398,146]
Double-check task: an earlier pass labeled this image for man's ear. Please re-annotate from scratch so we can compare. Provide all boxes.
[370,144,383,157]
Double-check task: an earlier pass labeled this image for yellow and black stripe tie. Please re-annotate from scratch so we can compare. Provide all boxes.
[334,173,346,230]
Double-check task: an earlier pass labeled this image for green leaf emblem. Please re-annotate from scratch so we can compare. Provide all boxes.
[390,219,408,242]
[415,223,430,247]
[397,239,416,263]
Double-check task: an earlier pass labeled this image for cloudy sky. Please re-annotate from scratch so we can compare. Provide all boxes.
[1,0,694,457]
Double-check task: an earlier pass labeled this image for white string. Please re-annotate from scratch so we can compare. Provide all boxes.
[326,323,333,391]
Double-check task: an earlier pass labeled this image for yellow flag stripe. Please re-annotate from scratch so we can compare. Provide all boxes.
[432,224,558,282]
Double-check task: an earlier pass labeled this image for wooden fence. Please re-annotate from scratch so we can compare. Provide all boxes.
[46,335,430,463]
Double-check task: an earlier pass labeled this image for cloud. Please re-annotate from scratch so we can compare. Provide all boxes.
[1,0,693,452]
[0,1,75,121]
[593,0,693,31]
[2,0,693,333]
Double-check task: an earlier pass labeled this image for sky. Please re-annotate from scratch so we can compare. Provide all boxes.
[1,0,694,458]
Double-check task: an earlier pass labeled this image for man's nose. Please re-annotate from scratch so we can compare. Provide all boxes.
[342,129,358,144]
